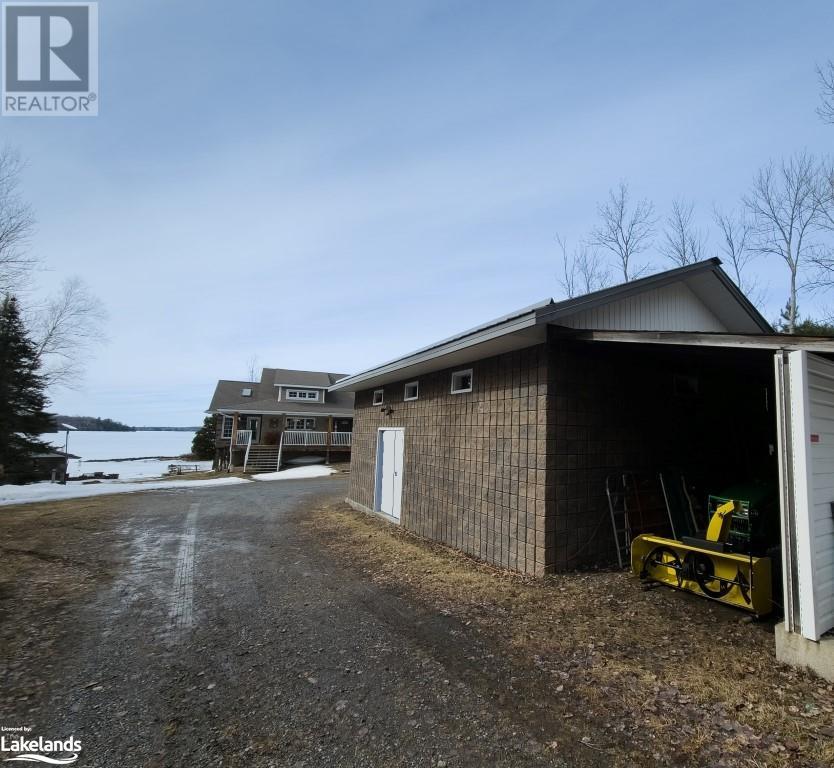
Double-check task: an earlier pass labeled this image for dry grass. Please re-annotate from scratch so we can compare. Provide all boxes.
[304,502,834,768]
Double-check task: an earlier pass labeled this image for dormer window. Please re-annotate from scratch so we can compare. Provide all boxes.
[241,388,252,397]
[286,389,320,402]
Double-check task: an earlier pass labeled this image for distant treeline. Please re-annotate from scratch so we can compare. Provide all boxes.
[51,415,134,432]
[48,416,199,432]
[134,426,199,432]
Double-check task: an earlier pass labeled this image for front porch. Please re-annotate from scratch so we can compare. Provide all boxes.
[217,423,353,473]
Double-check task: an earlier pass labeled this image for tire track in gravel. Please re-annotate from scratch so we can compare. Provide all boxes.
[169,502,199,642]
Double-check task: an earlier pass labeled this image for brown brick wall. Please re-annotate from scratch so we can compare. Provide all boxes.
[348,345,554,576]
[347,337,776,576]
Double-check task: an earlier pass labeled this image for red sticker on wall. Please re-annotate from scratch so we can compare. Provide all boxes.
[811,434,820,443]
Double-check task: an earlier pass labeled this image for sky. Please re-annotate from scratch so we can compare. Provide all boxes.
[6,0,834,426]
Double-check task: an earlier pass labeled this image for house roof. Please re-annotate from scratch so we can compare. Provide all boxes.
[264,368,347,388]
[330,259,777,392]
[207,369,354,416]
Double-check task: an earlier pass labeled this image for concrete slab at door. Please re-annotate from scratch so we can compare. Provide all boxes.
[377,429,404,521]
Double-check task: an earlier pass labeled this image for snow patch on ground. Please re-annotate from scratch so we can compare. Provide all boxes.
[0,477,250,506]
[252,466,337,481]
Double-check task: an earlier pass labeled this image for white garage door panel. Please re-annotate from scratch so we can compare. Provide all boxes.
[799,353,834,639]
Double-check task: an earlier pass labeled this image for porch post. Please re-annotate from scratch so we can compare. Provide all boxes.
[326,416,332,465]
[230,412,239,471]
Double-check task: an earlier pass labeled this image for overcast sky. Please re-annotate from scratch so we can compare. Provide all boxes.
[8,0,834,425]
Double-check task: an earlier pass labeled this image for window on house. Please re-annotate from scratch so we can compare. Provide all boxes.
[241,387,252,397]
[373,389,384,405]
[286,389,320,401]
[451,368,473,394]
[221,416,233,439]
[286,417,316,430]
[404,381,419,401]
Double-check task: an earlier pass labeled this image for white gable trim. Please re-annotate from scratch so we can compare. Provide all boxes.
[556,281,726,333]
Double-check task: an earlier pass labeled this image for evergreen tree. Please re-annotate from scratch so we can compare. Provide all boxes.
[774,298,834,335]
[0,296,54,481]
[191,416,216,460]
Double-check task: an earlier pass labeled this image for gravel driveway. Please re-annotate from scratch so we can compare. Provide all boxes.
[0,478,595,768]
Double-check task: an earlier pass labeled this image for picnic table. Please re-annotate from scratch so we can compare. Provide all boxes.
[168,463,201,475]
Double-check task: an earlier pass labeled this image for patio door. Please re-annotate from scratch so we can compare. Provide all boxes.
[376,428,404,520]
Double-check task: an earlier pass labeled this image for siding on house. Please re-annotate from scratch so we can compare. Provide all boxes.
[558,282,726,332]
[349,345,555,576]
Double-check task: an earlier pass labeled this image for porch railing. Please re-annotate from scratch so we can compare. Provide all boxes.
[234,429,253,471]
[282,430,353,447]
[331,431,352,446]
[283,430,327,446]
[234,429,253,446]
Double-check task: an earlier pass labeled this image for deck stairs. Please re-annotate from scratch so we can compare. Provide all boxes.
[244,445,279,473]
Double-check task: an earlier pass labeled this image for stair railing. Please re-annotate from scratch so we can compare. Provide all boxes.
[239,430,253,472]
[276,431,284,472]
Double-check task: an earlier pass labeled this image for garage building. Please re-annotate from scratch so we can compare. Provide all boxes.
[329,259,834,676]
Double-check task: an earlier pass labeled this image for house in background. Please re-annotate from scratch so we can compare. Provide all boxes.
[330,258,834,677]
[207,368,354,472]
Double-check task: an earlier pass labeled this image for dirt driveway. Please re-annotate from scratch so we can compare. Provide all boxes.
[0,478,832,767]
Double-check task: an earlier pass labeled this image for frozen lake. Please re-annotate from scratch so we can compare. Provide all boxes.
[42,430,211,480]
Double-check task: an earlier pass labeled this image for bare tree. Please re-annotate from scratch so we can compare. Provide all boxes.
[0,148,36,293]
[660,199,705,266]
[712,205,765,302]
[28,277,107,387]
[245,354,259,382]
[804,159,834,291]
[743,153,828,334]
[556,234,610,298]
[591,181,656,282]
[817,60,834,124]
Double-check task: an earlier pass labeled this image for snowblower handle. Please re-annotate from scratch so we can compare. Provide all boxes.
[705,500,738,544]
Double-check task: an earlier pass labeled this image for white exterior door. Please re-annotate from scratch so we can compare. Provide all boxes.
[777,351,834,640]
[376,429,404,520]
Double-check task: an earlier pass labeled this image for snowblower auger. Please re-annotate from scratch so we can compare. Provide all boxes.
[631,499,772,617]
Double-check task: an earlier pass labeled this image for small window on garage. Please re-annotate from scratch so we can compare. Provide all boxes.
[404,381,419,401]
[451,368,473,394]
[373,389,384,405]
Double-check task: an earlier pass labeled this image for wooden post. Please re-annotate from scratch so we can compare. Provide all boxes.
[230,412,239,471]
[326,416,332,465]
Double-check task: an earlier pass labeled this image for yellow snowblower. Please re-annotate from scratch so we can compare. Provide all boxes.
[631,497,772,617]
